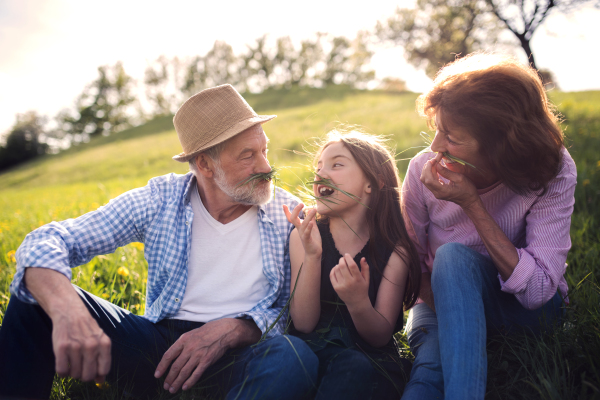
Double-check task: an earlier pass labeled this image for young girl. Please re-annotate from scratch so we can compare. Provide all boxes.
[283,130,421,400]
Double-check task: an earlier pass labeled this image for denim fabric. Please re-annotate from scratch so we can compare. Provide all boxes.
[313,344,374,400]
[401,243,564,400]
[0,287,318,399]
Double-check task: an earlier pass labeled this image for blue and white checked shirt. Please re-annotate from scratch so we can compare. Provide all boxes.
[11,172,300,337]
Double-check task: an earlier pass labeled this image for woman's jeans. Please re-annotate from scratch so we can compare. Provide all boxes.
[401,243,564,400]
[0,286,318,399]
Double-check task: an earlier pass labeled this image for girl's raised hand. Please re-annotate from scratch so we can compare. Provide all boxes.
[330,255,370,308]
[420,153,480,210]
[283,204,322,257]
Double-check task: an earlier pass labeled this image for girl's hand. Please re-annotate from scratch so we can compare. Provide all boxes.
[330,255,370,308]
[420,153,480,211]
[283,203,322,257]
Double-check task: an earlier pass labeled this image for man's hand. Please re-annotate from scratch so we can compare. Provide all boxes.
[52,306,112,383]
[155,318,261,393]
[420,153,480,210]
[330,255,370,309]
[25,268,112,383]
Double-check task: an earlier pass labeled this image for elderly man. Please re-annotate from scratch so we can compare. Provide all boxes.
[0,85,318,399]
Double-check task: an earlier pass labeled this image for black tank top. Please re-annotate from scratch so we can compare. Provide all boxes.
[291,221,403,352]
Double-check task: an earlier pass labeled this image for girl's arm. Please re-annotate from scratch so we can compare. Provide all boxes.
[284,204,323,333]
[331,250,408,347]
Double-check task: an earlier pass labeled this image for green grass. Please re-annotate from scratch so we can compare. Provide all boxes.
[0,87,599,399]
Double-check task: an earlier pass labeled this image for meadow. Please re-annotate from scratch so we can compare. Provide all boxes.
[0,86,598,399]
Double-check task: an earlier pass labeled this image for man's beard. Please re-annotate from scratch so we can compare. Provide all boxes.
[213,163,273,206]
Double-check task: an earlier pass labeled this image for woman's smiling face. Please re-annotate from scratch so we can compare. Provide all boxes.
[430,109,499,189]
[313,141,371,216]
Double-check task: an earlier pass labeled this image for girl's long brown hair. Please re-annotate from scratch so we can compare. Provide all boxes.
[315,129,421,310]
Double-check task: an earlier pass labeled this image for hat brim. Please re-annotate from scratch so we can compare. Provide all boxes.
[172,114,276,162]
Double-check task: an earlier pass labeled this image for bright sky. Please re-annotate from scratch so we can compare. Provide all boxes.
[1,0,599,136]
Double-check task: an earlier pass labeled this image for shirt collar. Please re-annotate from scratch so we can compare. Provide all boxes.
[182,172,196,205]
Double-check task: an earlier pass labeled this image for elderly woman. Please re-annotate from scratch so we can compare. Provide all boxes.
[400,53,576,400]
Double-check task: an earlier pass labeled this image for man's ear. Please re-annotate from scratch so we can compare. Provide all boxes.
[196,154,215,178]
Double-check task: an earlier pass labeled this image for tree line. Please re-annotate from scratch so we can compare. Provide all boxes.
[1,0,594,172]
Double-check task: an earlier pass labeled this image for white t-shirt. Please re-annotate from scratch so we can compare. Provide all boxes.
[173,183,270,322]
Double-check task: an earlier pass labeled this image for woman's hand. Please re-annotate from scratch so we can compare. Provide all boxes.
[330,255,370,309]
[420,153,481,211]
[283,203,322,257]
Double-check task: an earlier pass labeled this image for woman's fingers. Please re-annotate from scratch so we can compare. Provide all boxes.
[435,162,462,182]
[420,159,442,189]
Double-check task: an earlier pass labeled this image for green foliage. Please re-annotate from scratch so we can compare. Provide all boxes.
[0,88,599,399]
[0,111,48,172]
[376,0,505,78]
[59,61,137,138]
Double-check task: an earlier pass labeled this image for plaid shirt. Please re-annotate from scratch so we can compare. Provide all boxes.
[11,173,300,337]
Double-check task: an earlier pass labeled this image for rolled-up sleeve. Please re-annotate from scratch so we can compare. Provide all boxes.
[499,157,576,309]
[11,185,153,303]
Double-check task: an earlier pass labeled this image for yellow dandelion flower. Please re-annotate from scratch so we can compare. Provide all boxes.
[101,293,110,299]
[7,250,16,263]
[597,160,600,168]
[117,267,130,277]
[583,179,590,187]
[131,242,144,251]
[96,381,110,389]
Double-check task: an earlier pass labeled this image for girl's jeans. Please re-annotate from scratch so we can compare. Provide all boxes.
[401,243,564,400]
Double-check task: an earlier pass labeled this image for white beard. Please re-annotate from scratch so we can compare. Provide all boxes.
[213,163,273,206]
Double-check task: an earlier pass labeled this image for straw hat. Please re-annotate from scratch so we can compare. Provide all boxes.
[172,84,276,162]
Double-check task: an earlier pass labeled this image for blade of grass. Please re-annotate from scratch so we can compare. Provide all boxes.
[235,166,281,199]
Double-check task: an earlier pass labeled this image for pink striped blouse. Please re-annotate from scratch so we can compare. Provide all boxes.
[401,147,577,310]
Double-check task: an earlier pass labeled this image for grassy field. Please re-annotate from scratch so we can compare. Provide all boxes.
[0,86,599,399]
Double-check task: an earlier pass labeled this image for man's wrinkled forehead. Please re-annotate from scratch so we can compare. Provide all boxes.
[226,124,269,156]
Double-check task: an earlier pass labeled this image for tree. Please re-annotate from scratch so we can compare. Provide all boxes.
[376,0,505,78]
[378,0,596,75]
[484,0,594,69]
[181,41,240,96]
[0,111,48,171]
[256,34,326,88]
[60,62,136,138]
[144,55,185,116]
[289,35,325,86]
[321,31,375,87]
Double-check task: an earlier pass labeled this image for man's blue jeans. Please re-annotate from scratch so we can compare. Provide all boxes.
[0,286,318,399]
[401,243,564,400]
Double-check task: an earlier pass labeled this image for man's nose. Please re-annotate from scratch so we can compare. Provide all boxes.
[256,152,271,173]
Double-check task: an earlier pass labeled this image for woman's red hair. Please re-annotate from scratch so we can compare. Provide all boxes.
[417,52,564,195]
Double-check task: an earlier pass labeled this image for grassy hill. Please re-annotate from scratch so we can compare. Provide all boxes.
[1,86,599,399]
